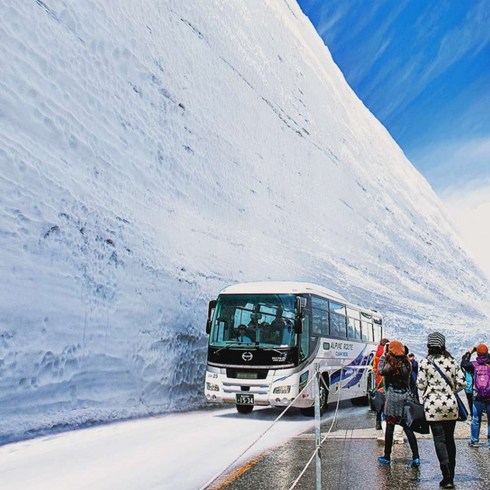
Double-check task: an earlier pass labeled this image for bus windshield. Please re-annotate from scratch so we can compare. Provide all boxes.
[210,294,297,348]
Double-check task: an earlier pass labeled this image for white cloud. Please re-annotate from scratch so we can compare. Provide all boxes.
[418,0,490,88]
[413,136,490,189]
[441,182,490,281]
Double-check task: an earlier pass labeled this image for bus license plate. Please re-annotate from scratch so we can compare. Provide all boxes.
[236,394,254,405]
[236,372,257,379]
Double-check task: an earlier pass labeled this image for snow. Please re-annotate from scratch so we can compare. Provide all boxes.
[0,406,349,490]
[0,0,489,445]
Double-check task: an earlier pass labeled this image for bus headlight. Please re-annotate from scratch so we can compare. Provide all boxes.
[206,382,219,392]
[273,385,291,394]
[299,372,308,390]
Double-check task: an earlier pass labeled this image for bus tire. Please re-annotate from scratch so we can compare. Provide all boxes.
[300,376,328,417]
[236,404,254,414]
[351,371,373,406]
[351,395,369,406]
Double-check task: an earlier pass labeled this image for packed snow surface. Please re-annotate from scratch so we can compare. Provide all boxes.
[0,0,488,442]
[0,406,334,490]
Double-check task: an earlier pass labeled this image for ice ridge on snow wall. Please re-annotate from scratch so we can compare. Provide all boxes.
[0,0,488,442]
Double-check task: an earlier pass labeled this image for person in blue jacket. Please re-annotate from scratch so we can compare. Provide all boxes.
[462,369,473,419]
[408,352,419,401]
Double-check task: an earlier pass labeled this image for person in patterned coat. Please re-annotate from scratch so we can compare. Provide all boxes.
[417,332,466,489]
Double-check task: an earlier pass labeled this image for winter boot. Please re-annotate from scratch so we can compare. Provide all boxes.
[439,463,454,488]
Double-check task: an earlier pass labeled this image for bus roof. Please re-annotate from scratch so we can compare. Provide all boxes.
[219,281,345,300]
[218,281,381,318]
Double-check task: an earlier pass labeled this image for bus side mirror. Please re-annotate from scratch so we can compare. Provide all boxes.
[295,296,306,334]
[206,300,217,335]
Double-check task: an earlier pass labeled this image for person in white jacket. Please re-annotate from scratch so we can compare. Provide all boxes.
[417,332,466,489]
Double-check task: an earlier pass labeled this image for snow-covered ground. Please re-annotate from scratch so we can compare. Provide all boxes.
[0,405,362,490]
[0,0,488,443]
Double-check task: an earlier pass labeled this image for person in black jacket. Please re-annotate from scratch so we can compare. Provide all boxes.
[377,340,420,467]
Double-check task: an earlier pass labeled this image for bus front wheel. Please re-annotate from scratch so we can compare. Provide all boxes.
[236,404,254,414]
[300,378,328,417]
[351,395,369,406]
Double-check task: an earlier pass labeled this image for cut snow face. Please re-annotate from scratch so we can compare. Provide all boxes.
[0,0,488,442]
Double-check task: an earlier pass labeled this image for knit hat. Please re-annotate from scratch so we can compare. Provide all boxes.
[427,332,445,349]
[380,338,389,346]
[388,340,405,356]
[477,344,488,356]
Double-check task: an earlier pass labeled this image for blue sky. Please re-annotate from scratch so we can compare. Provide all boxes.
[298,0,490,279]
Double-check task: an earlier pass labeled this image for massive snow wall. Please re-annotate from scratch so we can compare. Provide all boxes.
[0,0,488,441]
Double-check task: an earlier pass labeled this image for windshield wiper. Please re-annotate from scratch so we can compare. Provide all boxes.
[262,347,287,355]
[214,341,255,354]
[214,343,285,354]
[214,343,239,354]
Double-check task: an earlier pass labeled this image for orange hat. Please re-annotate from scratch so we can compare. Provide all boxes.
[388,340,405,356]
[477,344,488,356]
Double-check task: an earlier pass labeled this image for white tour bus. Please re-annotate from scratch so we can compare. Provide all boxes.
[204,281,383,415]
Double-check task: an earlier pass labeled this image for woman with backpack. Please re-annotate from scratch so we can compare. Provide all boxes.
[417,332,466,489]
[376,340,420,467]
[461,343,490,447]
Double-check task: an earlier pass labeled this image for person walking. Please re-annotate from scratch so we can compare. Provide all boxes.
[461,343,490,447]
[377,340,420,467]
[417,332,466,489]
[462,367,474,421]
[372,338,389,430]
[408,353,420,402]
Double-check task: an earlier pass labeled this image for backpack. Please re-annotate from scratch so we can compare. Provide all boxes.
[472,360,490,398]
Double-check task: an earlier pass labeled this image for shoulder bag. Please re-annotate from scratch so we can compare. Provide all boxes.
[403,396,430,433]
[369,381,385,412]
[402,369,429,434]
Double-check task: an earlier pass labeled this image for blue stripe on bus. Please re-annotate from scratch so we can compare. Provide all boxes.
[330,347,372,387]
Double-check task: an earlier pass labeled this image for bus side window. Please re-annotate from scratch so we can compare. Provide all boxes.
[346,308,360,340]
[321,309,328,335]
[347,317,355,339]
[311,296,329,336]
[355,319,362,339]
[361,321,370,341]
[369,322,374,341]
[329,301,347,339]
[312,306,322,335]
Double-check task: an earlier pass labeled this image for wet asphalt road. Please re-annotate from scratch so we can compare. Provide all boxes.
[209,403,489,490]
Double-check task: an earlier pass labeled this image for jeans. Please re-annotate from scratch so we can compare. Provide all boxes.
[470,399,490,443]
[429,420,456,466]
[465,391,473,415]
